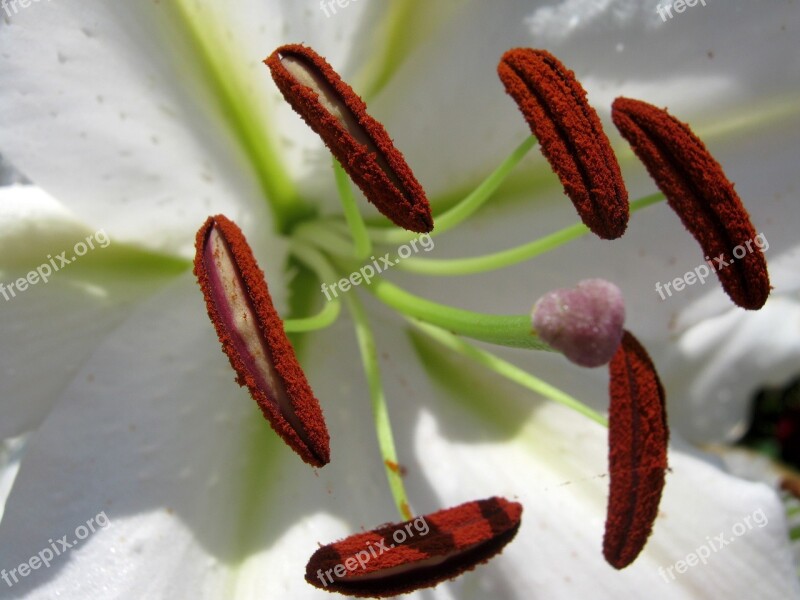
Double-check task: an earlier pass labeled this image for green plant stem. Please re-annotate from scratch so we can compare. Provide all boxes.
[344,289,413,521]
[170,1,311,233]
[282,301,340,333]
[288,241,411,519]
[293,221,356,259]
[397,192,665,275]
[284,242,341,332]
[410,319,608,427]
[366,136,538,245]
[333,159,372,260]
[331,259,552,350]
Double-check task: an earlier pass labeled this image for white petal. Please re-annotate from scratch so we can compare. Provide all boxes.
[364,0,800,352]
[663,296,800,443]
[543,1,800,119]
[366,320,798,598]
[4,269,796,597]
[0,274,435,598]
[410,410,798,599]
[366,2,553,198]
[0,186,180,438]
[0,1,391,256]
[363,1,800,203]
[397,322,797,597]
[0,2,271,254]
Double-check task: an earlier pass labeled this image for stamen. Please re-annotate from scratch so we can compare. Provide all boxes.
[305,497,522,597]
[532,278,625,368]
[604,331,668,569]
[498,48,629,239]
[611,97,770,310]
[265,44,433,233]
[193,215,330,467]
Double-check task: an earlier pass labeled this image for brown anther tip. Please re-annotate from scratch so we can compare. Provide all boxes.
[265,44,433,233]
[611,97,770,310]
[193,215,330,467]
[498,48,629,240]
[604,331,668,569]
[305,497,522,597]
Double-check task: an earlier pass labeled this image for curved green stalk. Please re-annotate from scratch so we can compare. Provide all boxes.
[285,243,341,332]
[410,319,608,427]
[401,222,587,276]
[282,301,340,333]
[344,289,413,521]
[396,192,666,275]
[333,160,372,260]
[366,136,538,245]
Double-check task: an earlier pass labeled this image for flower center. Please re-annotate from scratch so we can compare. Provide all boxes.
[190,39,771,596]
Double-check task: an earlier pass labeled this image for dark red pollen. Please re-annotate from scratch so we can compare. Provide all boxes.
[265,44,433,233]
[193,215,330,467]
[612,97,770,310]
[604,331,668,569]
[305,497,522,597]
[498,48,629,240]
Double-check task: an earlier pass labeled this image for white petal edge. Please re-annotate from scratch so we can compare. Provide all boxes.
[662,296,800,444]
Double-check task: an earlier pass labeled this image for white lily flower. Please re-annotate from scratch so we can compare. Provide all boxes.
[1,1,799,598]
